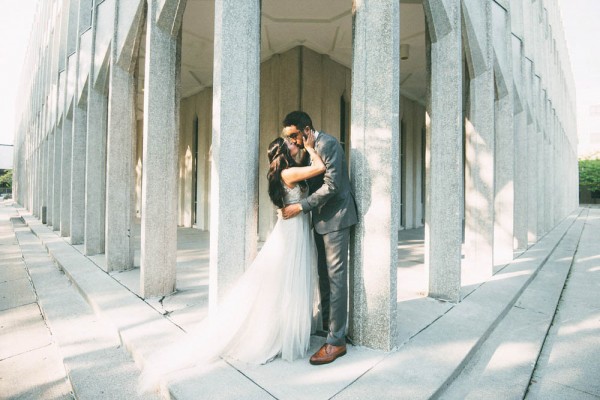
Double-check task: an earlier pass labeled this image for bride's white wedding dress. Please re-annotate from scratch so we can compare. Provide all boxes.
[140,184,319,390]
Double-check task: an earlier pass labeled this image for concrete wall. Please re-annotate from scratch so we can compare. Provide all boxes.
[177,46,426,239]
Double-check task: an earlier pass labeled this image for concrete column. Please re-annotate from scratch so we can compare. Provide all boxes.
[106,63,136,271]
[70,0,93,245]
[31,135,40,217]
[52,126,62,231]
[60,115,73,237]
[462,0,495,278]
[208,0,260,307]
[32,134,40,217]
[492,2,514,267]
[535,79,544,238]
[423,0,463,302]
[512,37,528,251]
[40,137,48,223]
[350,0,399,351]
[84,84,108,255]
[544,100,553,232]
[46,132,54,225]
[70,103,87,244]
[525,61,537,245]
[140,0,186,297]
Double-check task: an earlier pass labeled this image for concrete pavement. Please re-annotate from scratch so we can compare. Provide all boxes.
[1,199,599,399]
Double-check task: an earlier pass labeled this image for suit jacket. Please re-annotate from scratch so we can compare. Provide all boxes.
[300,131,358,234]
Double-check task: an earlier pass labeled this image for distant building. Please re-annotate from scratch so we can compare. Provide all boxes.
[0,145,13,170]
[12,0,578,350]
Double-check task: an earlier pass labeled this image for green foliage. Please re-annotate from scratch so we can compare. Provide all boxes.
[0,170,12,188]
[579,159,600,194]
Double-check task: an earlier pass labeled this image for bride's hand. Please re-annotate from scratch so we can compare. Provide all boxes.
[304,130,316,149]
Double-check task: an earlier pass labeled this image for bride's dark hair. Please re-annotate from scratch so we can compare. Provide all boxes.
[267,137,307,208]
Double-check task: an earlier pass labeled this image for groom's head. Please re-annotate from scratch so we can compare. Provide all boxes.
[282,111,314,149]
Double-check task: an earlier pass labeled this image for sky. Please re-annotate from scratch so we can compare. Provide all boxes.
[0,1,598,168]
[558,0,600,157]
[0,0,38,168]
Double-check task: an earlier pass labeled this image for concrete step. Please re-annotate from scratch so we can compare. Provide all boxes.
[12,218,161,400]
[333,210,583,400]
[16,205,588,400]
[438,209,587,400]
[0,209,73,399]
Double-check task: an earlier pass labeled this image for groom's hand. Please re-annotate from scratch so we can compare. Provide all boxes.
[282,203,302,219]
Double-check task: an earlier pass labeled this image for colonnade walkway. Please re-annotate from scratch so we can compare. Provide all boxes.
[2,199,599,399]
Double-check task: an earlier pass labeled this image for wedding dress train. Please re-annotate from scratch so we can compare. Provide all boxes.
[140,184,319,391]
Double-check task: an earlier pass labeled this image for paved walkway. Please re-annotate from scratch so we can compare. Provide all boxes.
[1,199,599,399]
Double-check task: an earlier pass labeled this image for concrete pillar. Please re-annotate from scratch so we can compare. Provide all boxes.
[535,79,544,238]
[70,102,87,244]
[84,84,108,255]
[52,125,62,231]
[140,0,186,297]
[462,0,495,278]
[84,0,114,256]
[70,0,93,245]
[423,0,463,303]
[492,2,514,267]
[40,137,48,220]
[105,63,136,271]
[46,132,54,226]
[60,115,73,237]
[512,37,528,251]
[544,100,553,232]
[208,0,260,307]
[350,0,399,351]
[525,60,537,245]
[32,133,40,217]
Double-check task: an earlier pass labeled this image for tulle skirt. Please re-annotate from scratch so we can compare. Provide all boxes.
[140,211,319,390]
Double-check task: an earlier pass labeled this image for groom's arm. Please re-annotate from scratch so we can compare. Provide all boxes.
[299,138,342,213]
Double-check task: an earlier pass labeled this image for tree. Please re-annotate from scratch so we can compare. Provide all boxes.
[579,159,600,196]
[0,169,12,188]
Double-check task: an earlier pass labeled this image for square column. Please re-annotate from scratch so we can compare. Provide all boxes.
[60,115,73,237]
[40,137,48,223]
[209,0,260,309]
[424,0,464,303]
[534,78,544,238]
[140,0,185,297]
[84,84,108,255]
[492,2,514,267]
[350,0,399,351]
[105,63,136,271]
[32,136,40,217]
[463,0,495,279]
[52,126,62,231]
[524,60,537,245]
[46,132,54,225]
[512,38,528,251]
[70,102,87,244]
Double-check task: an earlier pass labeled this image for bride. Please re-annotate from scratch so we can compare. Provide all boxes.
[140,131,325,390]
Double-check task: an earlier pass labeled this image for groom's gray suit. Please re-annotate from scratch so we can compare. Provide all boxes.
[299,131,357,346]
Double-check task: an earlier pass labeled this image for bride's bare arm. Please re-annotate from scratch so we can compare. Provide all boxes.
[281,148,324,185]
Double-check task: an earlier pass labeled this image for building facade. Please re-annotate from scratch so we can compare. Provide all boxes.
[12,0,578,351]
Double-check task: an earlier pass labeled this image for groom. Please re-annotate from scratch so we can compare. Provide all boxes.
[281,111,358,365]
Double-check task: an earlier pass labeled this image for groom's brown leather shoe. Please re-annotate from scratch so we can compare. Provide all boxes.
[309,343,347,365]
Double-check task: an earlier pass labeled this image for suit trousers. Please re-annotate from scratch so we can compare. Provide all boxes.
[314,227,350,346]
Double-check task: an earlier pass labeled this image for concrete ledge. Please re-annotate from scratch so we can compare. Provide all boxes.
[334,209,582,400]
[17,208,584,400]
[21,215,183,370]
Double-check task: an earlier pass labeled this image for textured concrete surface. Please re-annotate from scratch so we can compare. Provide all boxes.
[0,205,73,399]
[424,0,464,303]
[350,0,400,351]
[4,200,600,400]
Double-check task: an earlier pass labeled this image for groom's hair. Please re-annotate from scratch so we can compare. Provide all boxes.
[283,111,314,131]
